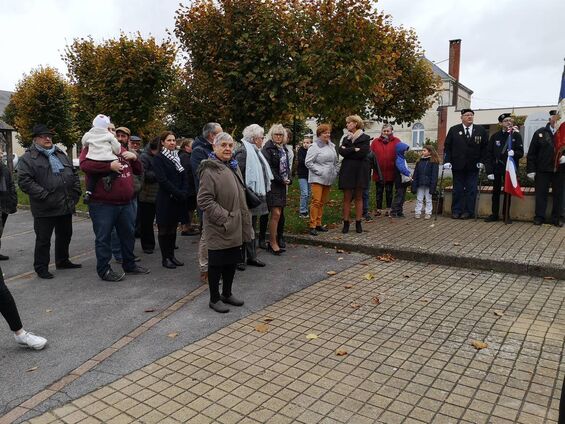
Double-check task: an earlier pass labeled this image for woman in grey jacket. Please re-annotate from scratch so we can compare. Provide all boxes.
[305,124,338,235]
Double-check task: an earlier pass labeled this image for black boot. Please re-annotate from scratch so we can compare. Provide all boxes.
[342,221,350,234]
[355,220,362,233]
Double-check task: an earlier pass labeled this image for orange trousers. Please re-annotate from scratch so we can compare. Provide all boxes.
[309,183,331,228]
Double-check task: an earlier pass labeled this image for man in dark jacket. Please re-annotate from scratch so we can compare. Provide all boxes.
[138,138,160,253]
[0,149,17,260]
[18,124,82,279]
[484,113,524,223]
[527,110,564,226]
[443,108,488,219]
[191,122,222,284]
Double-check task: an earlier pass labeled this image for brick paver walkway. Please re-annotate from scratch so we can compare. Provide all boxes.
[22,259,564,423]
[290,209,565,279]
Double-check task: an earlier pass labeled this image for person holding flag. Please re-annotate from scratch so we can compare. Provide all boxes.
[484,113,523,223]
[527,110,564,227]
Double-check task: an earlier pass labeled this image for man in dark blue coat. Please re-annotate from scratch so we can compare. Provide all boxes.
[484,113,523,223]
[191,122,223,283]
[443,109,488,219]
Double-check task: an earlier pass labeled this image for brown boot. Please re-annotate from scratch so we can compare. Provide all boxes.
[200,271,208,284]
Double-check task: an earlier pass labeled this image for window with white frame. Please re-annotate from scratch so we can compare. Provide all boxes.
[412,123,425,148]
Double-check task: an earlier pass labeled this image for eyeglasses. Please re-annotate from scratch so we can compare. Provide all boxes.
[273,133,284,136]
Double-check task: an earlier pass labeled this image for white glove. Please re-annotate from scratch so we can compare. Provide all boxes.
[507,150,514,157]
[443,163,452,170]
[527,172,536,181]
[560,156,565,165]
[511,126,520,133]
[477,163,484,170]
[487,174,495,181]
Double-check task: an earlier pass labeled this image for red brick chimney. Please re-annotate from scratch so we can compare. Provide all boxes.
[449,39,461,107]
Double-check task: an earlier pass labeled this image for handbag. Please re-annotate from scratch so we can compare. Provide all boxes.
[232,169,262,209]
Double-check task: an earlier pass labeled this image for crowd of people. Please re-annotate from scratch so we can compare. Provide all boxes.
[0,107,564,348]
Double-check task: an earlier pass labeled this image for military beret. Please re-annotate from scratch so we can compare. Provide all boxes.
[498,113,511,122]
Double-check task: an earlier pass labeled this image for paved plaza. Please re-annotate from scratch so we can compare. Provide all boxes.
[0,210,563,423]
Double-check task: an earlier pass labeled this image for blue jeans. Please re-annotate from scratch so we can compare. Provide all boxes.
[452,170,479,216]
[89,201,137,277]
[298,178,311,214]
[111,228,121,260]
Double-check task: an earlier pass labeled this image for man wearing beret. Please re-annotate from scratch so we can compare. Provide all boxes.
[18,124,82,279]
[527,110,564,227]
[443,109,489,219]
[484,113,523,223]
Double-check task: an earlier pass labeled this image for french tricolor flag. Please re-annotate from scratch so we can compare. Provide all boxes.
[504,132,524,198]
[554,60,565,169]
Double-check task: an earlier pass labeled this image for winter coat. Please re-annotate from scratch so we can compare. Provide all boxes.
[262,139,290,207]
[233,144,270,216]
[305,138,338,186]
[411,157,439,194]
[485,130,524,176]
[153,152,189,225]
[527,123,559,173]
[190,136,213,190]
[444,124,488,171]
[370,135,400,182]
[179,150,196,197]
[131,148,144,195]
[197,158,253,250]
[80,146,142,205]
[139,148,159,203]
[0,163,17,215]
[338,132,371,190]
[297,146,309,179]
[18,144,81,217]
[395,143,411,177]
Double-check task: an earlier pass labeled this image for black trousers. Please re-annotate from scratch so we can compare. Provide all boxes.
[157,224,177,261]
[33,214,73,273]
[208,264,236,303]
[376,181,394,209]
[139,202,156,251]
[534,172,564,222]
[491,172,511,218]
[0,268,23,332]
[259,214,268,241]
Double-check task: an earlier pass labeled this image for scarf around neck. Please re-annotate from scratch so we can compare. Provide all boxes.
[242,139,273,196]
[35,144,64,174]
[208,152,239,170]
[161,148,184,172]
[348,129,363,142]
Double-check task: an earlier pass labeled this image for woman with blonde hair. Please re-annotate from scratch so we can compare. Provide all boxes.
[338,115,371,234]
[261,124,291,254]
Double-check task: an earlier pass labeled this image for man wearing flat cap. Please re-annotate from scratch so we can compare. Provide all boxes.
[527,110,564,227]
[484,113,523,223]
[443,108,489,219]
[18,124,82,279]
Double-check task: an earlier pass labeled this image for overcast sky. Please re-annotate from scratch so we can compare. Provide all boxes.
[1,0,563,110]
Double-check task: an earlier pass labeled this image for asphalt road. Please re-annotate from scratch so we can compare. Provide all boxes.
[0,210,367,419]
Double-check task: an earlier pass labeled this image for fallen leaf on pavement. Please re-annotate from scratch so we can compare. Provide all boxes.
[45,309,52,313]
[364,273,374,280]
[26,366,38,372]
[306,334,318,340]
[263,316,274,322]
[360,263,369,266]
[471,340,488,350]
[421,298,431,303]
[336,249,344,254]
[167,332,179,339]
[327,271,337,276]
[403,274,410,278]
[453,242,461,246]
[344,284,353,289]
[493,310,504,317]
[337,257,344,261]
[255,323,269,333]
[376,254,395,262]
[543,276,556,280]
[350,302,361,309]
[144,308,156,313]
[371,296,381,305]
[336,349,348,356]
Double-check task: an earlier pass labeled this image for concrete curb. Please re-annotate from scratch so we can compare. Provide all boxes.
[287,234,565,280]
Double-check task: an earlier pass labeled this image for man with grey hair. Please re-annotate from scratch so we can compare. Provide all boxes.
[191,122,223,283]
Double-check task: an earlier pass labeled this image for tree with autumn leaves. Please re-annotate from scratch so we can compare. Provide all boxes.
[172,0,440,138]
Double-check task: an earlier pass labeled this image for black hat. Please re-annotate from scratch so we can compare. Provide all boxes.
[498,113,511,123]
[31,124,55,137]
[549,110,557,116]
[460,108,474,115]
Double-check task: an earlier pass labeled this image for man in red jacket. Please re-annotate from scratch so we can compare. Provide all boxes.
[370,124,401,216]
[80,139,150,281]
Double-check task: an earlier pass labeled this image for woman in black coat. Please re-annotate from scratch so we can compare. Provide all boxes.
[338,115,371,234]
[178,138,199,236]
[152,131,189,269]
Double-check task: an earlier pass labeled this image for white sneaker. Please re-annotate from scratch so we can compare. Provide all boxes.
[424,214,431,220]
[415,214,421,219]
[14,331,47,350]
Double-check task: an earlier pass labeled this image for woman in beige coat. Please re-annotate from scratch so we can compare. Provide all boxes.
[197,132,253,313]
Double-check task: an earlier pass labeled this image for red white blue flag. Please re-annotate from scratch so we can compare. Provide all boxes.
[554,60,565,169]
[504,132,524,198]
